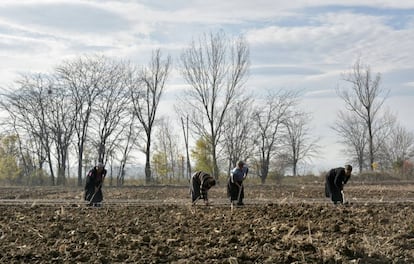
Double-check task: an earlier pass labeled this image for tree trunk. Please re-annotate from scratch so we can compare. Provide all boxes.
[145,140,152,184]
[261,161,269,184]
[77,143,84,186]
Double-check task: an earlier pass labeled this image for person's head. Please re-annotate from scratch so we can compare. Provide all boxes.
[345,164,352,176]
[206,178,216,189]
[237,160,245,169]
[96,162,104,171]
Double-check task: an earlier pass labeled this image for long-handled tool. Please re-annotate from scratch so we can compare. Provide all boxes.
[87,183,102,206]
[341,190,346,204]
[192,195,201,205]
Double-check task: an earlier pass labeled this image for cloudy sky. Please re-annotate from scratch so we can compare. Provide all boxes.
[0,0,413,173]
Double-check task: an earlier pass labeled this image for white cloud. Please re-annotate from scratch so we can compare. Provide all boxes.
[404,82,414,87]
[247,11,414,68]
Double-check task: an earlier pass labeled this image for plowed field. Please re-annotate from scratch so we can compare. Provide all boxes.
[1,182,414,263]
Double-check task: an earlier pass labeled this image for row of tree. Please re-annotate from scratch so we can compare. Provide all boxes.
[0,31,413,186]
[334,58,414,175]
[0,31,318,186]
[153,58,414,183]
[0,49,170,186]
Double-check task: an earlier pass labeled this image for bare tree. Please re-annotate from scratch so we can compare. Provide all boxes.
[180,115,192,180]
[89,60,131,165]
[179,31,249,180]
[46,79,77,185]
[222,97,254,176]
[1,74,56,184]
[283,111,319,176]
[1,55,145,187]
[333,111,369,172]
[56,55,109,186]
[0,96,38,184]
[333,108,396,173]
[0,116,37,184]
[337,58,389,170]
[377,123,414,172]
[130,49,171,183]
[252,89,297,183]
[153,118,180,182]
[371,110,396,167]
[2,73,81,186]
[116,113,141,186]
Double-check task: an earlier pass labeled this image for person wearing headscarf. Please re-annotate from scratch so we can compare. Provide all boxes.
[84,162,107,207]
[190,171,216,205]
[325,165,352,204]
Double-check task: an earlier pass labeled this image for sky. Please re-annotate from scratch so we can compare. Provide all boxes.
[0,0,413,174]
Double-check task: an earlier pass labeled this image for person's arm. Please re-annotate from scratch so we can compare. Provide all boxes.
[334,169,345,189]
[200,173,211,201]
[232,169,241,187]
[344,174,350,184]
[99,169,107,186]
[243,167,249,180]
[85,170,94,189]
[230,168,235,183]
[200,184,208,202]
[194,172,204,200]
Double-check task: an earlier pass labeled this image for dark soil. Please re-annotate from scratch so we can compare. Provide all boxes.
[1,182,414,263]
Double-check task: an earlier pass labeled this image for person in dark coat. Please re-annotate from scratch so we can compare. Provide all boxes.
[190,171,216,205]
[325,165,352,204]
[85,162,107,207]
[228,160,249,206]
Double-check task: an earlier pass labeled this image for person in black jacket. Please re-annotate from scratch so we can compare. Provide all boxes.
[325,165,352,204]
[190,171,216,205]
[228,160,249,206]
[84,162,107,207]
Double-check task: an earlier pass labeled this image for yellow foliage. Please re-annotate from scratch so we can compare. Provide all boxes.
[152,152,169,178]
[190,137,213,174]
[0,134,21,183]
[0,155,20,182]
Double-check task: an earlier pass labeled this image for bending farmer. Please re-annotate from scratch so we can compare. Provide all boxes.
[325,164,352,204]
[190,171,216,205]
[85,162,107,207]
